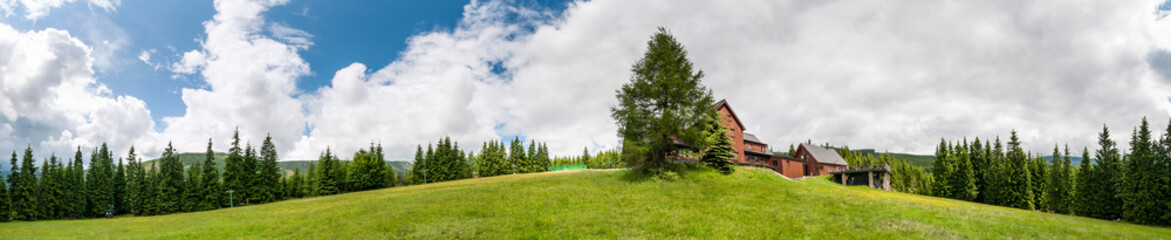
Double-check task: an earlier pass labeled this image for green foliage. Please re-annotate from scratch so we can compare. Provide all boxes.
[199,139,221,211]
[316,148,340,195]
[0,174,7,222]
[85,144,114,218]
[256,135,281,203]
[699,114,734,174]
[611,27,716,175]
[350,144,388,191]
[1121,118,1165,225]
[157,143,185,214]
[1005,131,1035,210]
[509,137,526,174]
[223,128,248,206]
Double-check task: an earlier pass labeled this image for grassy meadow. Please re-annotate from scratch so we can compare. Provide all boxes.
[1,167,1168,239]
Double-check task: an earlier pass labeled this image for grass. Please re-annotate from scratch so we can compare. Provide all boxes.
[2,166,1169,239]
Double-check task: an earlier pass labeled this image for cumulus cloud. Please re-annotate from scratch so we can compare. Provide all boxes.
[0,23,158,162]
[163,0,308,157]
[0,0,119,20]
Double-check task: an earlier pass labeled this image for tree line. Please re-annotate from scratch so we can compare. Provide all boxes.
[929,117,1171,227]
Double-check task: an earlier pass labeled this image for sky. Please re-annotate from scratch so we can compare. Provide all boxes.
[2,0,1171,165]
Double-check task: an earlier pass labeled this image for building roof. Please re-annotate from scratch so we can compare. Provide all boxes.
[743,133,765,144]
[800,143,849,166]
[714,99,745,130]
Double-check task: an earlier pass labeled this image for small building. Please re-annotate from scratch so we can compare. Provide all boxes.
[830,164,892,191]
[793,143,848,176]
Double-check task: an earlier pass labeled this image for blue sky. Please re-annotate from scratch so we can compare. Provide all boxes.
[1,0,570,128]
[3,0,1171,162]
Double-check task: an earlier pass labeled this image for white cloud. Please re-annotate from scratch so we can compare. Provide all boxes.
[315,0,1171,158]
[0,0,119,20]
[0,23,158,162]
[269,22,312,49]
[163,0,307,158]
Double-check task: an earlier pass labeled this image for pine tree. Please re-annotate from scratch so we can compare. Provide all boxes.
[949,140,976,201]
[242,144,258,204]
[86,144,115,218]
[317,148,339,195]
[1122,118,1162,225]
[1157,119,1171,225]
[1088,125,1124,220]
[1006,131,1035,210]
[200,139,220,211]
[113,158,126,215]
[1045,145,1064,213]
[969,138,987,203]
[157,142,184,214]
[38,155,64,219]
[0,173,8,221]
[257,135,281,203]
[223,128,247,206]
[125,146,143,216]
[11,147,39,220]
[67,147,85,218]
[411,145,425,184]
[1058,145,1074,214]
[1073,147,1092,216]
[700,113,735,174]
[184,161,203,212]
[509,137,526,175]
[931,139,951,198]
[1029,153,1047,211]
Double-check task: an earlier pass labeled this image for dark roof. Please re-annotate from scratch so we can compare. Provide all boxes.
[745,149,773,156]
[743,133,764,144]
[799,143,849,166]
[714,99,745,130]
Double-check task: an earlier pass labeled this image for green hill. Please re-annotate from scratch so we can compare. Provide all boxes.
[2,167,1168,239]
[143,153,413,176]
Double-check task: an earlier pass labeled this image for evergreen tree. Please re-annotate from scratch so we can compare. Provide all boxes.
[1089,125,1123,220]
[1029,153,1047,211]
[66,147,85,218]
[0,173,7,221]
[157,142,184,214]
[949,140,976,201]
[1058,145,1074,214]
[1157,119,1171,225]
[700,113,735,174]
[1122,118,1162,225]
[257,135,281,203]
[184,161,203,212]
[113,158,126,215]
[1045,145,1065,213]
[38,155,65,219]
[223,128,247,206]
[410,145,425,184]
[611,27,717,175]
[316,148,339,195]
[242,144,258,204]
[125,146,143,216]
[1073,147,1092,216]
[85,144,114,218]
[509,137,525,174]
[11,147,38,220]
[200,139,220,211]
[1005,131,1035,210]
[931,139,952,198]
[970,138,988,203]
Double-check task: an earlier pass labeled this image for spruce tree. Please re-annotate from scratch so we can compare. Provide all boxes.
[258,135,281,203]
[1006,131,1035,210]
[1073,147,1092,216]
[242,144,258,204]
[949,140,976,201]
[157,142,184,214]
[85,144,115,218]
[184,161,202,212]
[411,145,426,184]
[1122,118,1163,225]
[223,128,246,206]
[200,139,220,211]
[969,138,987,203]
[1088,125,1123,220]
[316,148,339,195]
[1045,145,1064,213]
[931,139,952,198]
[113,158,126,215]
[700,113,735,174]
[67,147,85,218]
[11,147,38,220]
[0,174,8,221]
[125,146,143,216]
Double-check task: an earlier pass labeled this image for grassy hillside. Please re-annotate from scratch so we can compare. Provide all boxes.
[142,153,412,176]
[2,167,1168,239]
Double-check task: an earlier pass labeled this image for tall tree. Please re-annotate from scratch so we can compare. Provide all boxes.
[611,27,717,175]
[157,142,185,214]
[509,137,526,175]
[113,158,126,215]
[223,128,247,206]
[1005,131,1035,210]
[411,145,426,184]
[931,139,952,198]
[1122,118,1163,225]
[316,148,339,195]
[257,135,281,203]
[200,139,220,211]
[11,147,38,220]
[950,140,977,201]
[85,144,115,218]
[125,146,144,216]
[1073,147,1092,216]
[1045,145,1066,213]
[1088,125,1124,220]
[0,173,7,221]
[66,147,85,218]
[242,144,258,204]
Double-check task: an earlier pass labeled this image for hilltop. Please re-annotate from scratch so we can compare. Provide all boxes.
[1,167,1167,239]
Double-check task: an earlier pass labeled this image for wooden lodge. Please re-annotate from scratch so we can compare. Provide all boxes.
[713,100,850,179]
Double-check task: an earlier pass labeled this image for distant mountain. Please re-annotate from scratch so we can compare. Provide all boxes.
[143,153,413,176]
